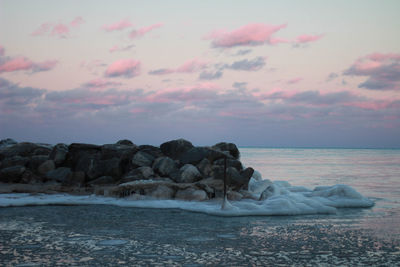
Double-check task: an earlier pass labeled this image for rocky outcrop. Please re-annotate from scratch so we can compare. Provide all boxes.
[0,138,257,201]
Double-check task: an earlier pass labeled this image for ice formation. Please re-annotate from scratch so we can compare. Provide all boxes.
[0,171,374,217]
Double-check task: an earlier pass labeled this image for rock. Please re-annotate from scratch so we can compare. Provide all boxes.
[0,165,26,183]
[101,143,138,160]
[0,142,47,160]
[213,158,243,171]
[212,142,240,159]
[211,166,247,189]
[94,158,122,180]
[137,145,164,158]
[46,167,72,183]
[239,167,254,189]
[179,164,202,183]
[175,187,208,201]
[149,185,175,199]
[1,156,29,169]
[227,191,243,201]
[152,157,177,177]
[0,138,17,149]
[131,151,155,167]
[160,139,194,159]
[32,145,52,156]
[66,143,101,175]
[49,143,69,165]
[119,167,154,183]
[20,169,43,184]
[117,139,135,146]
[70,171,85,186]
[179,147,230,165]
[196,158,213,177]
[27,155,48,171]
[38,160,55,175]
[88,176,115,185]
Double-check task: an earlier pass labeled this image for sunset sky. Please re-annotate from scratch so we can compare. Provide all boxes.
[1,0,400,147]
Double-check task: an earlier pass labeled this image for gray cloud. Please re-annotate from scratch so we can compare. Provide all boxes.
[198,70,223,80]
[223,57,266,71]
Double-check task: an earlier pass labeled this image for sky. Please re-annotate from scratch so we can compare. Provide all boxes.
[1,0,400,147]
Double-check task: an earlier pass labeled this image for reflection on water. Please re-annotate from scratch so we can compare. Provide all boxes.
[0,205,399,266]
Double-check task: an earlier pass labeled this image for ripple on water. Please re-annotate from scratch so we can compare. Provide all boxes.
[185,236,214,242]
[97,239,128,246]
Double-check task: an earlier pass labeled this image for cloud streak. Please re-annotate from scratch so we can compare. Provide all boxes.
[102,19,133,32]
[31,17,84,38]
[344,53,400,91]
[205,23,287,48]
[129,23,163,39]
[105,59,141,78]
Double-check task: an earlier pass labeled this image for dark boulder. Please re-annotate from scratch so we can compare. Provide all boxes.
[1,156,29,169]
[152,156,178,177]
[101,144,138,160]
[0,138,17,149]
[46,167,72,183]
[213,158,243,171]
[49,143,69,165]
[137,145,164,158]
[178,164,202,183]
[116,139,135,146]
[131,151,155,168]
[37,160,56,175]
[196,158,213,177]
[212,142,240,159]
[0,142,49,160]
[0,165,26,183]
[240,167,254,189]
[88,176,115,185]
[211,166,250,190]
[119,166,154,183]
[28,155,48,171]
[160,139,194,160]
[179,147,231,165]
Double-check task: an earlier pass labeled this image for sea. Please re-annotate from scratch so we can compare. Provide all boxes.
[1,148,399,266]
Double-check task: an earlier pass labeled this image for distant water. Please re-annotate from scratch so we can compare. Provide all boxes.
[1,148,399,265]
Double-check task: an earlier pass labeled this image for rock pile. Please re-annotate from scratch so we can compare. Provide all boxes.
[0,138,254,201]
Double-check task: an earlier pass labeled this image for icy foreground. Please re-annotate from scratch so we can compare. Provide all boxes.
[0,179,374,216]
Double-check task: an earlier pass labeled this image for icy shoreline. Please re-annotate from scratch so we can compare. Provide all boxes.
[0,182,374,217]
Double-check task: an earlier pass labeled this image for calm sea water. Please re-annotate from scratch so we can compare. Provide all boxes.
[1,148,400,266]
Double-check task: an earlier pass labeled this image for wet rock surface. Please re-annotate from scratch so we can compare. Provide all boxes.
[0,138,252,200]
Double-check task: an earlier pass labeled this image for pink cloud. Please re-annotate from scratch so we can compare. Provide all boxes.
[287,77,303,84]
[32,17,84,38]
[176,59,207,73]
[102,19,133,32]
[295,34,324,44]
[148,58,207,75]
[31,22,52,36]
[205,23,287,48]
[109,44,135,53]
[129,23,163,39]
[70,16,84,27]
[0,57,33,73]
[105,59,141,78]
[344,52,400,90]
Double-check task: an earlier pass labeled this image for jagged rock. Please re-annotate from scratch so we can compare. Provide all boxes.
[49,143,69,165]
[213,158,243,171]
[119,166,154,183]
[239,167,254,190]
[0,165,26,183]
[0,138,17,149]
[179,164,202,183]
[196,158,213,177]
[212,142,240,159]
[152,157,178,177]
[160,139,194,159]
[175,187,208,201]
[38,160,55,175]
[46,167,72,183]
[149,185,175,199]
[1,156,29,169]
[179,147,230,165]
[137,145,164,158]
[131,151,155,167]
[117,139,135,146]
[88,176,114,185]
